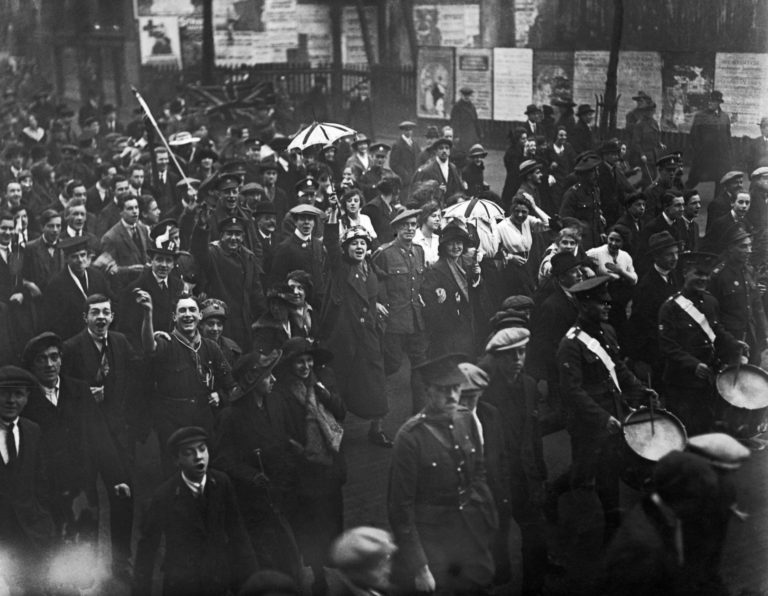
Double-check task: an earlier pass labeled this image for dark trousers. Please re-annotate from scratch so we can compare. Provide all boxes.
[509,478,548,595]
[381,331,428,414]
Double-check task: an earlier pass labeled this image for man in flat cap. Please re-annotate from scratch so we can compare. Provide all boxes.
[388,353,497,594]
[479,328,553,593]
[270,204,327,308]
[329,526,397,596]
[372,209,428,413]
[192,211,266,349]
[658,252,746,434]
[214,349,302,583]
[557,276,657,542]
[22,332,130,550]
[390,121,421,200]
[708,227,768,364]
[705,170,744,233]
[133,426,257,596]
[0,365,55,594]
[688,90,732,190]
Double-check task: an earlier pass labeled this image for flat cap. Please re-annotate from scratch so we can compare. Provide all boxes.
[241,182,265,195]
[413,353,467,386]
[59,235,90,255]
[458,362,490,393]
[519,159,541,178]
[0,365,40,389]
[390,208,420,229]
[500,295,535,311]
[459,86,474,95]
[569,275,612,300]
[751,166,768,179]
[167,426,208,454]
[720,170,744,185]
[398,120,416,130]
[687,433,750,470]
[485,327,530,353]
[330,526,396,570]
[289,204,325,218]
[200,298,228,321]
[23,332,62,368]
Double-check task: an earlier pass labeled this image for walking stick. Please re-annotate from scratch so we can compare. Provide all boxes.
[131,86,195,195]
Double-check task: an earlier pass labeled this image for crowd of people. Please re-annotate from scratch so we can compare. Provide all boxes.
[0,68,766,596]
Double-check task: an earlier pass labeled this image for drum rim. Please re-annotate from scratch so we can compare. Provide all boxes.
[716,364,768,410]
[622,407,688,462]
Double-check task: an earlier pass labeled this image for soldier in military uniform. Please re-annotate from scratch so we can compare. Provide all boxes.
[642,154,684,221]
[388,353,498,595]
[557,276,657,541]
[709,228,768,364]
[359,143,396,203]
[559,152,605,250]
[658,252,746,435]
[372,209,428,414]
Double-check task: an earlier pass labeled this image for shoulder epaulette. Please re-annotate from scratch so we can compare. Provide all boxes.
[400,413,426,432]
[565,326,579,339]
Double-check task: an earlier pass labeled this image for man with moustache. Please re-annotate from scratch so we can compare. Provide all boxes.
[135,292,236,475]
[133,427,257,596]
[62,294,138,580]
[252,201,279,285]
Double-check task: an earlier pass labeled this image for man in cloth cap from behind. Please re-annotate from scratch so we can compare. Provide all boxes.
[0,365,55,594]
[133,426,258,596]
[214,349,303,583]
[372,208,428,414]
[388,353,498,595]
[708,227,768,364]
[328,526,397,596]
[658,252,746,435]
[557,276,657,542]
[390,121,421,199]
[478,327,555,593]
[191,211,266,349]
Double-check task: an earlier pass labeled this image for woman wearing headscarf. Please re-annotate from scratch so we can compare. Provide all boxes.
[320,203,391,447]
[272,337,346,596]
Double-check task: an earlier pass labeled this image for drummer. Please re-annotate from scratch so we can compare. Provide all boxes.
[708,227,768,365]
[658,251,747,435]
[556,275,657,543]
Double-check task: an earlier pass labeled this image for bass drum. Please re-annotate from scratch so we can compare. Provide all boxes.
[716,364,768,439]
[621,407,687,490]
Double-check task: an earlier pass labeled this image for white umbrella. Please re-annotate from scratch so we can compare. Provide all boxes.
[287,122,357,151]
[442,197,505,222]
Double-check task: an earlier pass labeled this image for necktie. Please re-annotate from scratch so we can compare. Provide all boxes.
[95,342,110,385]
[79,272,89,295]
[131,227,144,254]
[5,421,16,465]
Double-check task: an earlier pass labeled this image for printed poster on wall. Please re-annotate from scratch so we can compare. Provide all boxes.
[532,50,573,107]
[139,16,183,68]
[660,52,715,133]
[493,48,533,121]
[413,4,480,48]
[417,47,455,119]
[264,0,299,63]
[342,5,379,65]
[715,53,768,137]
[572,51,608,110]
[455,48,492,119]
[297,4,332,65]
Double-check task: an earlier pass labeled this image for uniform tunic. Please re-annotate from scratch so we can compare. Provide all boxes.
[559,182,604,250]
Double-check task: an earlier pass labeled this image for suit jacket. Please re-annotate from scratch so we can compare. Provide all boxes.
[701,213,752,256]
[627,267,680,366]
[746,135,768,174]
[361,196,396,243]
[94,201,122,239]
[22,375,127,497]
[615,212,643,259]
[22,236,64,290]
[676,217,699,252]
[150,169,181,218]
[0,417,55,553]
[389,137,420,190]
[133,469,257,596]
[85,184,112,215]
[412,157,464,200]
[636,214,683,275]
[100,220,150,268]
[119,267,184,349]
[41,266,112,340]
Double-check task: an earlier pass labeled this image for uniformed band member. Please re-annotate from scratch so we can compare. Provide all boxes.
[388,353,498,594]
[557,276,657,541]
[659,252,746,435]
[133,426,257,596]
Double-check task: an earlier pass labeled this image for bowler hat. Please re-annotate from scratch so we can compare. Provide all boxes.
[430,137,453,151]
[413,353,467,386]
[252,201,277,217]
[709,90,724,103]
[23,332,62,369]
[148,219,181,256]
[195,148,218,162]
[550,252,583,277]
[569,275,612,301]
[167,426,208,454]
[59,235,90,255]
[0,365,40,389]
[525,104,541,115]
[268,136,291,153]
[485,327,530,353]
[232,349,283,397]
[468,144,488,158]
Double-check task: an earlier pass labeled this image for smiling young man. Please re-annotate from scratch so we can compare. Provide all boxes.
[133,426,257,596]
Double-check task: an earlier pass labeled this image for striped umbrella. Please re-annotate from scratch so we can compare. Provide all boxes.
[287,122,357,151]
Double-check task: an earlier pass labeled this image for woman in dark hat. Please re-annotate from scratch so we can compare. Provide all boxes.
[421,219,482,357]
[321,204,390,446]
[189,146,219,181]
[271,337,346,596]
[251,282,312,354]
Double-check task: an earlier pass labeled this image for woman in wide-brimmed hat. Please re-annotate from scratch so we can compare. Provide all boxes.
[271,336,345,596]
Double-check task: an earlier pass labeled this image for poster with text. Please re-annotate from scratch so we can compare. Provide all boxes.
[660,52,714,133]
[413,4,480,48]
[493,48,533,121]
[139,16,183,68]
[297,4,332,64]
[264,0,298,62]
[715,53,768,137]
[572,51,608,110]
[455,48,492,119]
[417,47,455,119]
[532,50,573,108]
[342,5,378,65]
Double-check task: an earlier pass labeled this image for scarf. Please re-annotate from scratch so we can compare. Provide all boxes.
[446,258,469,302]
[172,328,213,390]
[288,374,343,466]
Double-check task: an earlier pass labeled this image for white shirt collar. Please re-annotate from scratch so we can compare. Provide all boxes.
[294,229,311,242]
[181,471,207,496]
[43,378,60,406]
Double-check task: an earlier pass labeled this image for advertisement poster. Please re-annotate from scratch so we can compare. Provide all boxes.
[297,4,332,65]
[532,50,573,107]
[493,48,533,121]
[264,0,298,63]
[572,51,608,109]
[413,4,480,48]
[715,53,768,137]
[342,5,379,65]
[139,16,183,68]
[660,52,714,133]
[455,48,492,119]
[417,47,455,119]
